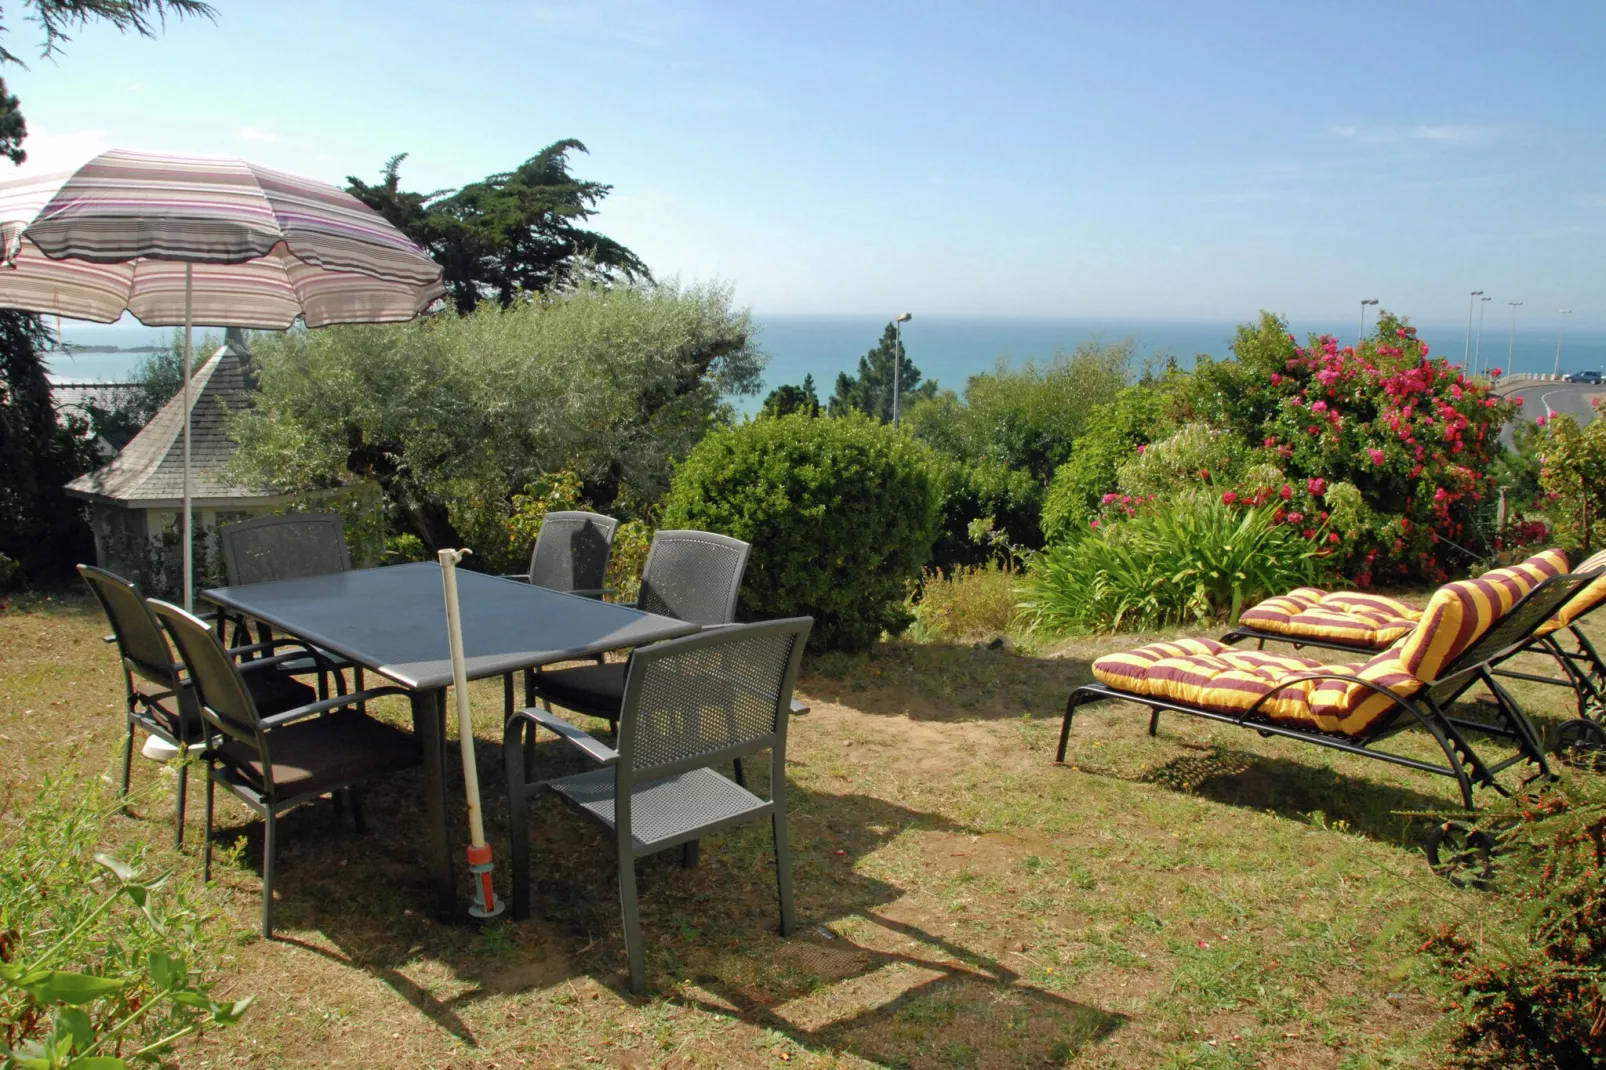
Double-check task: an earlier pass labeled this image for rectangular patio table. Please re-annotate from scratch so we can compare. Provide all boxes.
[201,561,700,920]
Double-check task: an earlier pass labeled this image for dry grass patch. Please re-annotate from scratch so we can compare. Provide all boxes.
[3,589,1593,1067]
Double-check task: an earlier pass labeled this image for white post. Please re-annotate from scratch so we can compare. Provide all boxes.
[182,263,194,610]
[437,548,504,918]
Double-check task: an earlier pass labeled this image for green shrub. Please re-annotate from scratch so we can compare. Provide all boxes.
[1021,498,1332,634]
[661,413,939,652]
[1041,382,1177,544]
[1537,403,1606,555]
[1,770,250,1066]
[927,456,1042,569]
[1420,774,1606,1068]
[909,562,1022,641]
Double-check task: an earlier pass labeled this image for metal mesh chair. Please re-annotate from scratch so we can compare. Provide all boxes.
[501,511,620,717]
[220,513,352,586]
[150,599,421,938]
[78,565,323,847]
[505,617,812,994]
[506,510,619,595]
[526,529,751,719]
[219,512,358,697]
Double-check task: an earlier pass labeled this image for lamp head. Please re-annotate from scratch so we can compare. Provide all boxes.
[1471,290,1484,296]
[894,313,912,323]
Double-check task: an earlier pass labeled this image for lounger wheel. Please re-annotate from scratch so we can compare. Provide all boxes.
[1550,718,1606,773]
[1425,820,1495,890]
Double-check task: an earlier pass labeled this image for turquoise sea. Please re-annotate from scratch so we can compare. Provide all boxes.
[47,315,1606,411]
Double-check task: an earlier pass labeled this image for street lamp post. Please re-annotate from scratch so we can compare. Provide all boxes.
[1507,301,1523,374]
[1358,298,1378,346]
[1464,290,1484,369]
[892,312,912,427]
[1474,296,1491,376]
[1553,309,1573,378]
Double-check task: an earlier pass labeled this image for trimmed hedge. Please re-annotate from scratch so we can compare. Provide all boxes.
[661,413,939,652]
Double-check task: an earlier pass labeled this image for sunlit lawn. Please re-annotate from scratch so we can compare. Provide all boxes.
[4,590,1588,1068]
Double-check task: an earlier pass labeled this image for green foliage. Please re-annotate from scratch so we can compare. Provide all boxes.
[908,342,1131,564]
[229,280,764,564]
[1,770,249,1066]
[346,142,648,315]
[661,412,939,652]
[759,373,821,419]
[0,311,97,583]
[1493,418,1545,509]
[1113,423,1256,503]
[0,76,22,165]
[828,322,936,422]
[1041,381,1177,544]
[927,456,1041,570]
[908,561,1021,641]
[1021,498,1331,634]
[1172,310,1517,583]
[1421,775,1606,1068]
[1537,404,1606,555]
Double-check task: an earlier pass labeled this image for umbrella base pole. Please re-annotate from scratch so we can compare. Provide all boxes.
[466,844,505,919]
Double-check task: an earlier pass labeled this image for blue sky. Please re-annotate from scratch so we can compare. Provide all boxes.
[7,0,1605,328]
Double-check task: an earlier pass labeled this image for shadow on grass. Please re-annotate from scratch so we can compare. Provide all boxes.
[206,730,1124,1061]
[802,639,1095,723]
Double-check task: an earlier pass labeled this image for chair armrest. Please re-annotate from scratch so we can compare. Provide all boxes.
[226,637,315,659]
[502,573,532,582]
[258,686,411,730]
[236,648,339,677]
[512,706,618,766]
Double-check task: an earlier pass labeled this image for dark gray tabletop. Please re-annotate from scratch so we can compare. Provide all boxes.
[202,562,699,690]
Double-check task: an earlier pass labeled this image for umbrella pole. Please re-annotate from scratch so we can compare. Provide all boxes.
[438,548,505,919]
[181,264,194,611]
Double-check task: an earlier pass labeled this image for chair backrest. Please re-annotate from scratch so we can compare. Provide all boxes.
[148,599,264,750]
[1434,570,1602,686]
[636,530,751,626]
[1553,548,1606,629]
[220,512,351,587]
[527,510,620,592]
[615,617,812,786]
[78,564,179,689]
[1397,548,1568,682]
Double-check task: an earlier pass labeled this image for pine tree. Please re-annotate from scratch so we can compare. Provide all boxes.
[760,373,821,418]
[828,322,936,422]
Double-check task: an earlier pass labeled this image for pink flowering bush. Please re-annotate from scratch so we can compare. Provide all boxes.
[1183,311,1518,583]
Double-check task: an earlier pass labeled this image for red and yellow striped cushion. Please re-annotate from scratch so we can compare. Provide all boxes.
[1398,549,1568,681]
[1536,549,1606,636]
[1090,639,1416,737]
[1238,587,1422,649]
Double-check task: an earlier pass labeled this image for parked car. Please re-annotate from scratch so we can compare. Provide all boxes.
[1563,370,1603,384]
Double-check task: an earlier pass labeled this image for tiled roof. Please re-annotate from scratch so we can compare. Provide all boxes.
[65,345,274,507]
[51,381,139,422]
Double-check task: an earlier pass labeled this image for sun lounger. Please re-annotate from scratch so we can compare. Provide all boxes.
[1057,560,1600,812]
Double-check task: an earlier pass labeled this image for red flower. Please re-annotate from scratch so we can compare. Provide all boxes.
[1327,532,1340,544]
[1198,468,1210,481]
[1280,484,1293,500]
[1221,491,1238,505]
[1090,519,1101,528]
[1368,448,1385,465]
[1307,477,1327,496]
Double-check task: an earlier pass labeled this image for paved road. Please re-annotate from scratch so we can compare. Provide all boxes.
[1495,380,1599,447]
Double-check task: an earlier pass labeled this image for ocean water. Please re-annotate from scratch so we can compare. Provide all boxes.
[46,314,1606,404]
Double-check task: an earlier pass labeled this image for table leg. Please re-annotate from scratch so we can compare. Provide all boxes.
[411,688,455,921]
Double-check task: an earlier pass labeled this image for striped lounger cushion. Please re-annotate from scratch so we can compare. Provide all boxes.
[1237,588,1421,649]
[1091,549,1571,738]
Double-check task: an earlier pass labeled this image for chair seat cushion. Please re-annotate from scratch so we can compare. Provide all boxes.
[1238,588,1422,649]
[548,765,768,851]
[535,661,626,719]
[142,672,317,744]
[220,710,420,799]
[1091,638,1418,737]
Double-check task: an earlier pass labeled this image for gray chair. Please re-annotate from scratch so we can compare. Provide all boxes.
[151,599,421,938]
[219,511,359,696]
[527,530,751,728]
[78,564,324,847]
[505,510,620,595]
[505,616,812,994]
[502,511,621,718]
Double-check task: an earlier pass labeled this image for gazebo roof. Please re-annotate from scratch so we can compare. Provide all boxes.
[65,344,277,509]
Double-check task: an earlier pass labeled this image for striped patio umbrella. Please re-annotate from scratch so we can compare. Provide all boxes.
[0,148,446,609]
[0,151,503,920]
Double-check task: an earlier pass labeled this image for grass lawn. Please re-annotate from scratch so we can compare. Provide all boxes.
[2,590,1589,1068]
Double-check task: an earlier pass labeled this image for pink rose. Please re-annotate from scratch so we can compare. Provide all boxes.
[1090,519,1101,528]
[1280,484,1293,501]
[1368,448,1385,465]
[1102,492,1119,504]
[1307,478,1327,496]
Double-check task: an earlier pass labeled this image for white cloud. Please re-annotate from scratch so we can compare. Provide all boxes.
[1410,124,1493,145]
[5,127,110,178]
[238,125,287,144]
